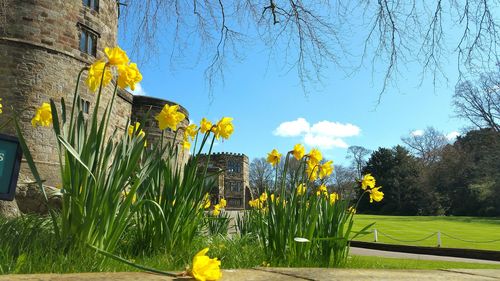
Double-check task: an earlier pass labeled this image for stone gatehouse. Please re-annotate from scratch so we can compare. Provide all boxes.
[197,153,251,210]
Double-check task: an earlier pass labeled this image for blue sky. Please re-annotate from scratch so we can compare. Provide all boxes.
[117,8,468,166]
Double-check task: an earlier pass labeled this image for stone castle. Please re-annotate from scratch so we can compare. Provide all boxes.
[0,0,250,211]
[0,0,190,186]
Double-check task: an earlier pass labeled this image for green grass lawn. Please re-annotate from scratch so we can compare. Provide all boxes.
[352,215,500,251]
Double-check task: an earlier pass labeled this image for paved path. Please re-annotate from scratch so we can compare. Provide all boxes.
[350,247,500,264]
[1,268,499,280]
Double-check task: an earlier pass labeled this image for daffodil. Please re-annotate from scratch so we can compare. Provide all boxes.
[86,60,112,92]
[306,162,318,182]
[0,98,3,114]
[128,122,145,138]
[292,144,305,160]
[117,63,142,91]
[31,102,52,127]
[200,118,213,134]
[190,248,222,281]
[316,184,328,196]
[203,194,211,209]
[270,194,275,202]
[297,183,306,196]
[213,204,221,216]
[182,139,191,150]
[368,186,384,203]
[329,192,339,205]
[104,46,129,66]
[319,160,334,179]
[259,192,268,202]
[185,123,198,140]
[213,117,234,140]
[266,149,281,167]
[220,198,227,208]
[308,148,323,165]
[361,173,376,190]
[155,103,186,131]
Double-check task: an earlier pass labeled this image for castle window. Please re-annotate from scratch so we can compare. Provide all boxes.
[81,99,90,114]
[228,181,242,193]
[83,0,99,11]
[79,26,98,56]
[227,160,241,173]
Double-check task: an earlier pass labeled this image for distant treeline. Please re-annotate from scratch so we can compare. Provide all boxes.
[358,129,500,217]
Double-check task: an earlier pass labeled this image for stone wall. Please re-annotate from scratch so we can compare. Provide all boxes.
[197,153,250,210]
[0,0,131,186]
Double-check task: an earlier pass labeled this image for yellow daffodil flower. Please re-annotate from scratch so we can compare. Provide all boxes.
[31,102,52,127]
[182,139,191,150]
[292,143,305,160]
[368,186,384,203]
[86,60,112,92]
[259,192,268,202]
[308,148,323,166]
[266,149,281,167]
[213,204,221,216]
[319,160,334,179]
[0,98,3,114]
[329,192,339,205]
[361,173,376,190]
[213,117,234,140]
[190,248,222,281]
[306,162,318,182]
[185,123,198,140]
[200,118,213,134]
[155,104,186,131]
[128,122,147,147]
[203,194,211,209]
[348,206,357,214]
[316,184,328,196]
[104,46,129,66]
[117,63,142,91]
[297,183,306,196]
[220,198,227,208]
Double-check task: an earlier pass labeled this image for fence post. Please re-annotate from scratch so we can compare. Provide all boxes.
[437,231,441,248]
[374,229,378,242]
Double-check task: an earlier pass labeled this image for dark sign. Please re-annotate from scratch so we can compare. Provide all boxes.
[0,134,22,201]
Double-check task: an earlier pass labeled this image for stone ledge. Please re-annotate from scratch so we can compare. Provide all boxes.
[0,268,499,281]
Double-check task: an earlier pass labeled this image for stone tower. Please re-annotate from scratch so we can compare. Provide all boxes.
[0,0,188,187]
[198,153,250,210]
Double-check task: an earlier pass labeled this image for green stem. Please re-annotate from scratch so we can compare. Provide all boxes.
[88,244,178,277]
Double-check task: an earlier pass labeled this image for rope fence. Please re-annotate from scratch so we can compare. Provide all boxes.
[368,229,500,248]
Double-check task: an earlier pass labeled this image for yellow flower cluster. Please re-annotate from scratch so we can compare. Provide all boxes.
[190,248,222,281]
[86,46,142,92]
[212,198,227,216]
[316,184,328,196]
[128,122,147,147]
[176,117,234,151]
[360,174,384,203]
[249,192,269,209]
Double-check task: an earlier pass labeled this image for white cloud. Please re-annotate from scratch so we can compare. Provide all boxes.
[304,133,349,149]
[273,118,310,137]
[411,129,424,137]
[446,131,460,141]
[274,118,360,150]
[130,83,147,96]
[310,121,360,137]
